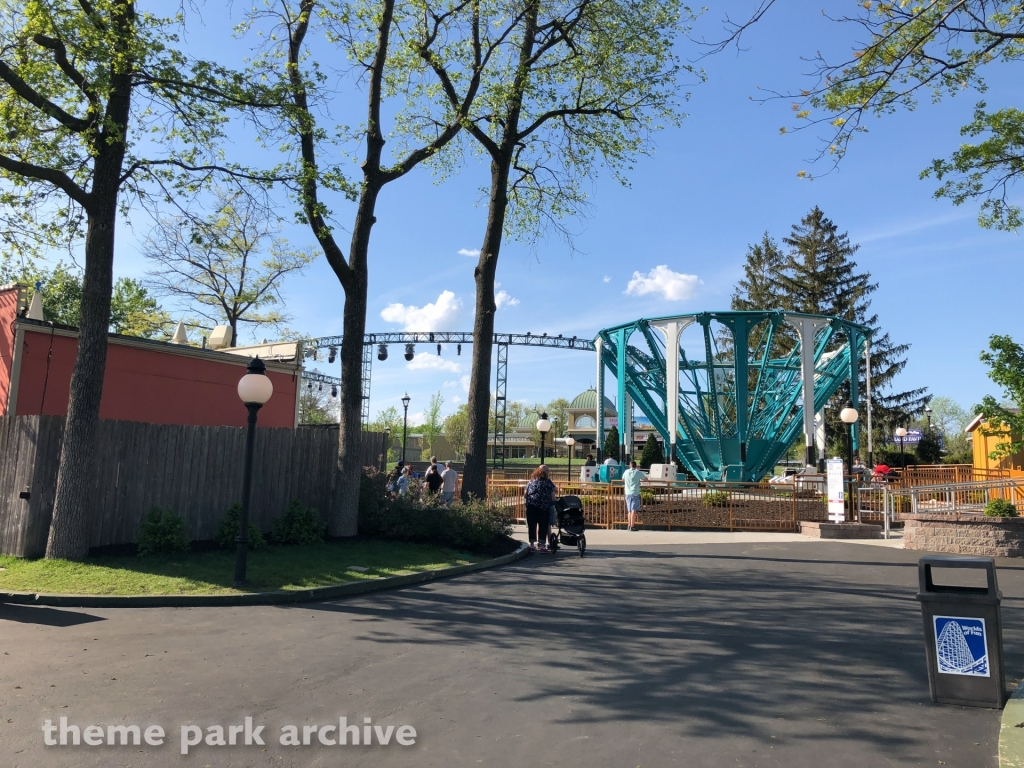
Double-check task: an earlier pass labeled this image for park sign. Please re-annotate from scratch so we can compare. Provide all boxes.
[890,428,923,445]
[827,458,845,523]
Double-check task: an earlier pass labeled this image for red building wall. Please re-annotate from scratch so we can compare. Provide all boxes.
[0,285,20,414]
[8,323,298,428]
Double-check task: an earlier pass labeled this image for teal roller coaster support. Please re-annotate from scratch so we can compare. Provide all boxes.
[595,311,872,482]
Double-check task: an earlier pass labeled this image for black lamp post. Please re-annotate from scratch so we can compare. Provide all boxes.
[565,436,576,482]
[401,393,411,464]
[840,401,859,473]
[924,404,933,432]
[895,426,908,468]
[536,412,551,463]
[234,357,273,588]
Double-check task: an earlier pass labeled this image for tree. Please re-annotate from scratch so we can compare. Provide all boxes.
[731,234,785,312]
[435,0,689,499]
[299,385,338,424]
[546,398,570,439]
[1,258,168,337]
[604,426,620,462]
[915,429,943,465]
[732,207,928,456]
[243,0,490,535]
[915,396,971,463]
[976,335,1024,461]
[775,2,1024,231]
[368,405,404,462]
[444,405,469,459]
[419,391,445,459]
[142,188,315,345]
[639,433,664,469]
[0,1,268,559]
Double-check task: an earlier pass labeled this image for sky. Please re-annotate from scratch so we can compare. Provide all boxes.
[99,2,1023,426]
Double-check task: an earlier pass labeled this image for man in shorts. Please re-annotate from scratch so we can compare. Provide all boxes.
[440,461,458,506]
[621,460,646,531]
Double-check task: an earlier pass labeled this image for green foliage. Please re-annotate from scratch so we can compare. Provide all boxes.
[985,498,1018,518]
[640,489,655,506]
[788,2,1024,231]
[639,434,664,469]
[137,507,189,557]
[359,471,513,553]
[299,385,337,425]
[977,335,1024,461]
[444,404,469,459]
[213,503,266,551]
[915,430,943,464]
[546,398,571,439]
[604,426,620,461]
[142,189,316,340]
[271,500,326,546]
[702,490,729,508]
[419,391,445,458]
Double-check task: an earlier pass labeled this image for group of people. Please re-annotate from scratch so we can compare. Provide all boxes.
[386,456,459,506]
[523,459,648,551]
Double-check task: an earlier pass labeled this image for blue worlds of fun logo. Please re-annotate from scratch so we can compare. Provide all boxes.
[934,616,989,677]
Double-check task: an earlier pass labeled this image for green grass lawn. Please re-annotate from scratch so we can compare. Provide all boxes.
[0,540,479,596]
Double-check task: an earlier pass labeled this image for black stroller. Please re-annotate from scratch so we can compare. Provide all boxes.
[548,495,587,557]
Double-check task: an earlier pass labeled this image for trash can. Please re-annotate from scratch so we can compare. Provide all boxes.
[917,555,1005,708]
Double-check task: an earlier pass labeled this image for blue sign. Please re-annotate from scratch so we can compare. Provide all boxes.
[934,616,989,677]
[890,428,924,445]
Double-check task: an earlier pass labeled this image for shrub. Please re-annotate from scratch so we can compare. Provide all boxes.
[639,434,664,469]
[984,498,1018,517]
[137,507,189,556]
[640,489,655,505]
[214,504,267,551]
[702,490,729,508]
[272,499,326,545]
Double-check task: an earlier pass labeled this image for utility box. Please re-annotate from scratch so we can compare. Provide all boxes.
[648,463,677,481]
[917,556,1005,708]
[599,464,623,483]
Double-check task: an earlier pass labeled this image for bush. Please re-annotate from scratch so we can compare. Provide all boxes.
[702,490,729,508]
[359,471,514,553]
[985,498,1018,517]
[272,499,326,545]
[214,503,267,551]
[639,434,664,469]
[640,489,655,505]
[137,507,189,557]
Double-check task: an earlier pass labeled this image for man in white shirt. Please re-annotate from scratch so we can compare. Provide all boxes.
[621,460,646,531]
[440,461,459,507]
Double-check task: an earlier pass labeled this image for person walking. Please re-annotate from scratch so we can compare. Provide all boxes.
[423,456,444,496]
[396,465,411,496]
[440,461,459,507]
[622,460,646,531]
[524,465,557,552]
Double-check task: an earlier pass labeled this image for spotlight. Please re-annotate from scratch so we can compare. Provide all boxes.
[404,343,415,361]
[331,385,338,398]
[318,383,323,392]
[328,346,337,364]
[437,343,441,356]
[377,343,388,361]
[307,382,313,391]
[457,344,461,355]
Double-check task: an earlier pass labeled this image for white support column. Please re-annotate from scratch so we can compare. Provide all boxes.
[787,316,829,469]
[652,318,694,466]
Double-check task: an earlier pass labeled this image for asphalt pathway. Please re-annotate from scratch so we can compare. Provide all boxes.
[2,539,1020,767]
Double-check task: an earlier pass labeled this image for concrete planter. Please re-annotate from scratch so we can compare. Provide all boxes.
[903,514,1024,557]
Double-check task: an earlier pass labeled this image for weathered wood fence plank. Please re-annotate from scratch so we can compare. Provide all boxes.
[0,415,385,557]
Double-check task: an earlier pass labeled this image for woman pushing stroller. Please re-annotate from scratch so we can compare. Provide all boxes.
[524,465,557,552]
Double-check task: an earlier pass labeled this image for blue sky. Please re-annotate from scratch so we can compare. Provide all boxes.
[104,2,1022,424]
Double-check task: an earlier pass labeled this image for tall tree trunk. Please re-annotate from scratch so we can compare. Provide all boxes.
[462,159,511,500]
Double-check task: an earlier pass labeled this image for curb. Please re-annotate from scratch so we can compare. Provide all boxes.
[0,542,530,609]
[1002,684,1024,767]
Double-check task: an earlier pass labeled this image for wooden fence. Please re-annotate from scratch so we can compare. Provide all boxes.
[486,477,834,531]
[0,415,386,557]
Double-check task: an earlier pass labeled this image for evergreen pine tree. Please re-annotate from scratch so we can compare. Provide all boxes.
[639,434,664,468]
[732,207,928,458]
[604,426,620,461]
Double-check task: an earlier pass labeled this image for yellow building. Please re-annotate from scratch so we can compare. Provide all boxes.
[966,413,1024,472]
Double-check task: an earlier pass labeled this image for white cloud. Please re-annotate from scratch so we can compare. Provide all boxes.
[460,375,471,393]
[443,380,459,388]
[603,275,611,283]
[380,290,463,331]
[452,395,463,405]
[458,248,480,257]
[624,265,701,301]
[407,353,462,373]
[495,290,519,309]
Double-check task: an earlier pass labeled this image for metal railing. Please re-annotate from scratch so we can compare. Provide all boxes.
[857,476,1024,539]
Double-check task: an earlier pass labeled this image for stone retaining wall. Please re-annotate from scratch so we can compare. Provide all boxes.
[903,514,1024,557]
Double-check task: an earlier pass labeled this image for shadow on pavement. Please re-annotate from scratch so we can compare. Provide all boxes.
[0,603,106,627]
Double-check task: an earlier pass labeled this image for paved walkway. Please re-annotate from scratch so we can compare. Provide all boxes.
[2,538,1014,767]
[513,524,906,548]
